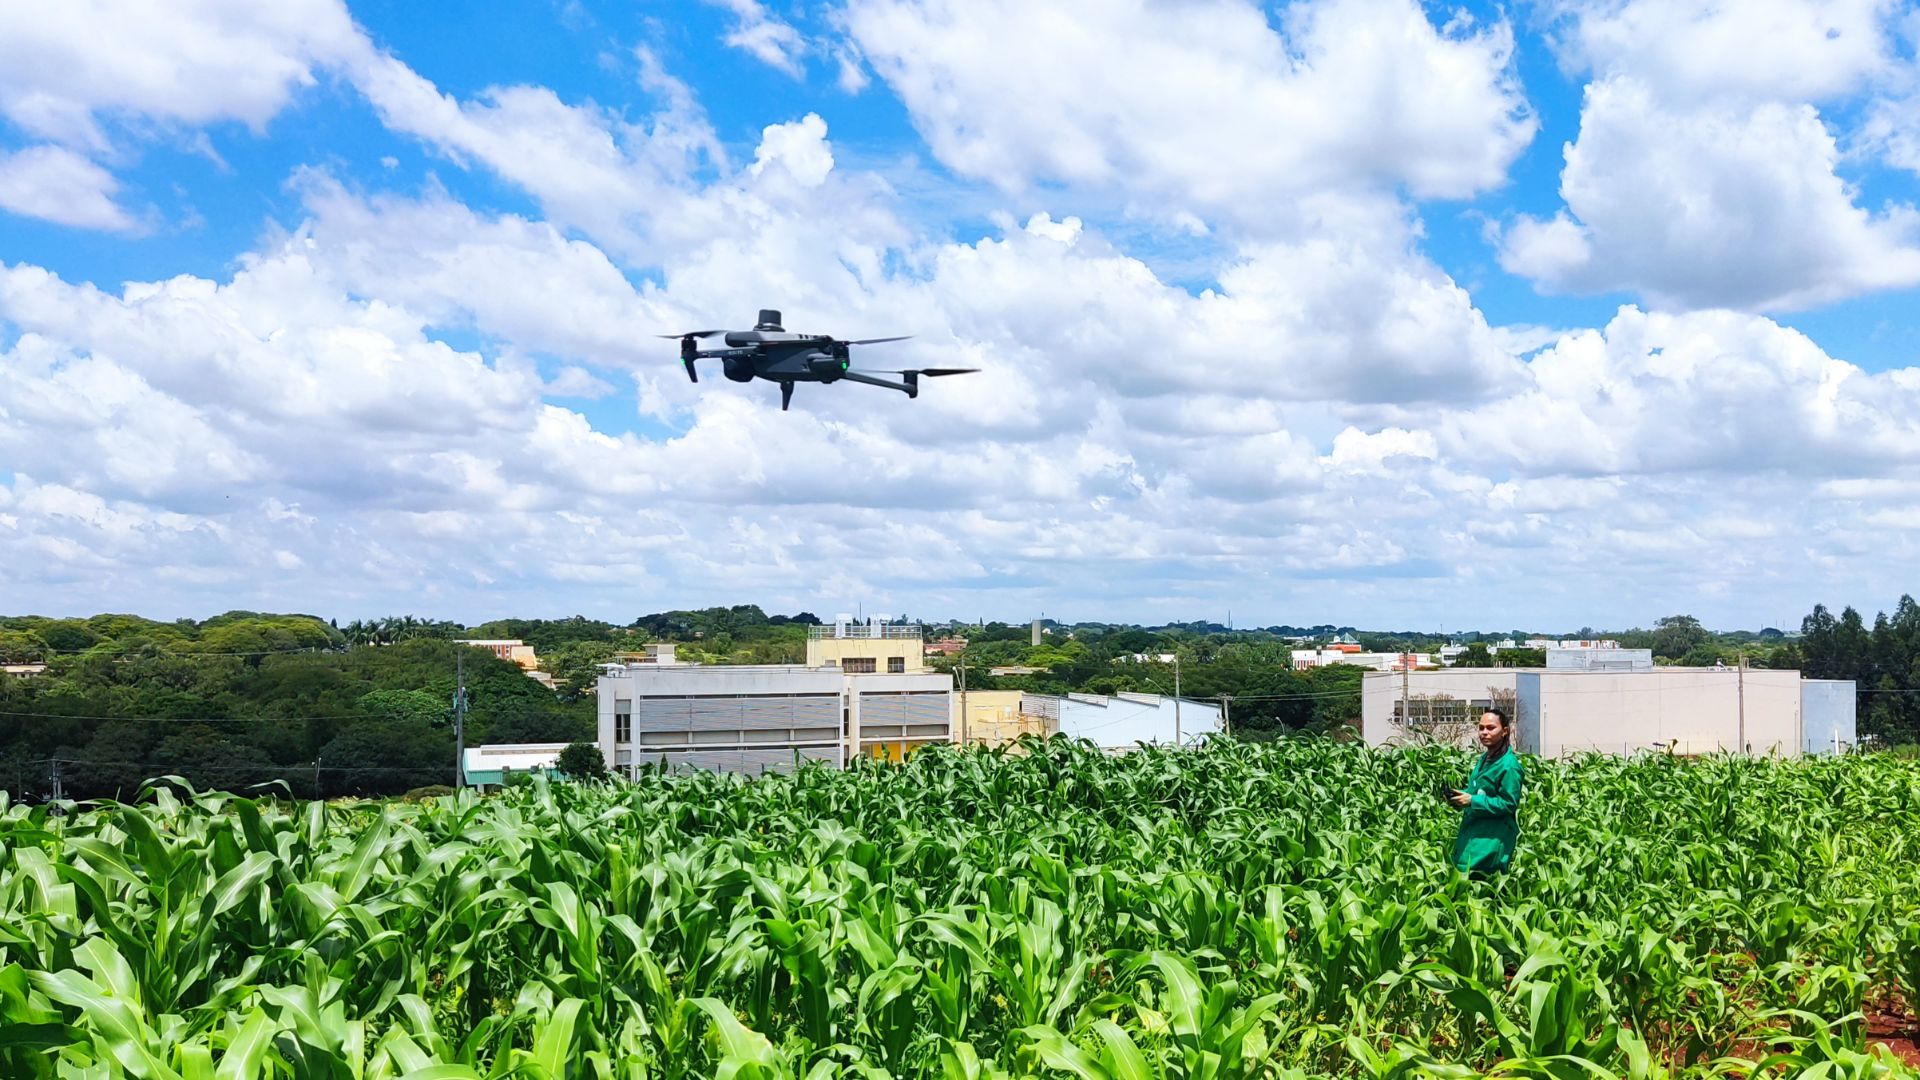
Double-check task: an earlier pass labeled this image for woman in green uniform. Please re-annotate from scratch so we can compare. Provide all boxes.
[1447,708,1523,876]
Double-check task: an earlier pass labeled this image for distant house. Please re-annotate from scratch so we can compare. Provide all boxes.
[923,638,968,657]
[2,663,48,679]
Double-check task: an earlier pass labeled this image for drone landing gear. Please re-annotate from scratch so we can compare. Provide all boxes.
[780,381,794,411]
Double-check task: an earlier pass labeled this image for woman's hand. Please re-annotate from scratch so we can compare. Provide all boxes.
[1447,792,1472,808]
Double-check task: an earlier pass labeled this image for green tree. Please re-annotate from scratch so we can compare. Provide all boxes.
[556,741,608,780]
[1453,642,1493,666]
[357,688,449,728]
[1651,615,1708,660]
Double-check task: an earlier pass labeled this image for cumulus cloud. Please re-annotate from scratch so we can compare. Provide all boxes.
[0,144,138,231]
[1444,306,1920,477]
[1505,1,1920,311]
[7,0,1920,625]
[0,0,363,150]
[1544,0,1897,104]
[835,0,1534,229]
[1499,77,1920,310]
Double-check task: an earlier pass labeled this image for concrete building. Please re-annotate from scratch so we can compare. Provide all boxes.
[2,663,48,679]
[805,616,922,674]
[462,743,567,789]
[1363,667,1853,757]
[596,652,952,778]
[455,639,540,671]
[1019,692,1222,750]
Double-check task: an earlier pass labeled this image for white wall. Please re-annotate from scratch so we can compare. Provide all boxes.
[1524,668,1802,757]
[1055,693,1221,748]
[1800,679,1857,755]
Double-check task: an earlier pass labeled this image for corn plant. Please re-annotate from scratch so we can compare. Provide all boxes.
[3,742,1920,1077]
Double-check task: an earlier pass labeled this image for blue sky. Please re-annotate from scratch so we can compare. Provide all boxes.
[3,0,1920,631]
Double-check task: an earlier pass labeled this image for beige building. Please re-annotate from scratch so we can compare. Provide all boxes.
[804,618,923,674]
[954,690,1033,745]
[1363,667,1815,757]
[455,639,539,671]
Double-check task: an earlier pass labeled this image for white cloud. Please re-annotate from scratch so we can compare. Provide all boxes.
[1444,306,1920,476]
[1499,76,1920,310]
[835,0,1534,229]
[706,0,809,76]
[750,114,835,187]
[0,145,137,231]
[8,3,1920,625]
[1545,0,1897,104]
[0,0,363,151]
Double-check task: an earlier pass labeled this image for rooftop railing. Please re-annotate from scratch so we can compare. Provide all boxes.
[807,624,923,640]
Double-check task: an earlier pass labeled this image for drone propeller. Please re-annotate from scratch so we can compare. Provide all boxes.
[841,335,914,346]
[860,368,979,377]
[659,332,723,383]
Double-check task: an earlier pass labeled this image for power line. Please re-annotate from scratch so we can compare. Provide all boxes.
[40,755,436,775]
[0,709,393,723]
[17,645,350,658]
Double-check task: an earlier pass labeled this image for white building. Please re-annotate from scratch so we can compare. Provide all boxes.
[1362,667,1854,757]
[1545,648,1653,672]
[596,623,952,777]
[1293,649,1432,672]
[1019,692,1222,750]
[461,743,568,789]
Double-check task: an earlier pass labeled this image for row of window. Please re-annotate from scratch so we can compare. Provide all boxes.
[838,657,907,673]
[1392,697,1496,727]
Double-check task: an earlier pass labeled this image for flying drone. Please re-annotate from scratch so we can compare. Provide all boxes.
[660,309,977,411]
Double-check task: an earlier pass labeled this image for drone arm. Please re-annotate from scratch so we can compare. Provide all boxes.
[833,370,913,397]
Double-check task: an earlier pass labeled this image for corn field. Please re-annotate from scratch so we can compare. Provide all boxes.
[4,739,1920,1078]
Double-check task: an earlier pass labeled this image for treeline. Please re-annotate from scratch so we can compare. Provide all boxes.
[0,613,590,800]
[1793,598,1920,746]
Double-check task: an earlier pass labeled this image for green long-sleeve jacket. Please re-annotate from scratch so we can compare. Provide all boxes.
[1451,744,1523,875]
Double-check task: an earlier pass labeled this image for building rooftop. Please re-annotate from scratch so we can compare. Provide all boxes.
[808,623,923,640]
[462,743,568,772]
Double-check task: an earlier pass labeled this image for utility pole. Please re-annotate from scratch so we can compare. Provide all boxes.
[957,653,969,745]
[313,753,323,800]
[454,651,468,789]
[49,758,63,804]
[1173,653,1182,747]
[1736,652,1747,754]
[1220,695,1232,738]
[1401,653,1411,734]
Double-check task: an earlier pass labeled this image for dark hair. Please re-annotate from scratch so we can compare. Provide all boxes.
[1481,706,1510,729]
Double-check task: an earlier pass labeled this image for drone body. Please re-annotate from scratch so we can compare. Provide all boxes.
[661,310,976,411]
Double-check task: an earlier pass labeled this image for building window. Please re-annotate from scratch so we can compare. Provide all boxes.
[615,704,632,744]
[1392,696,1492,728]
[842,657,877,674]
[888,656,906,673]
